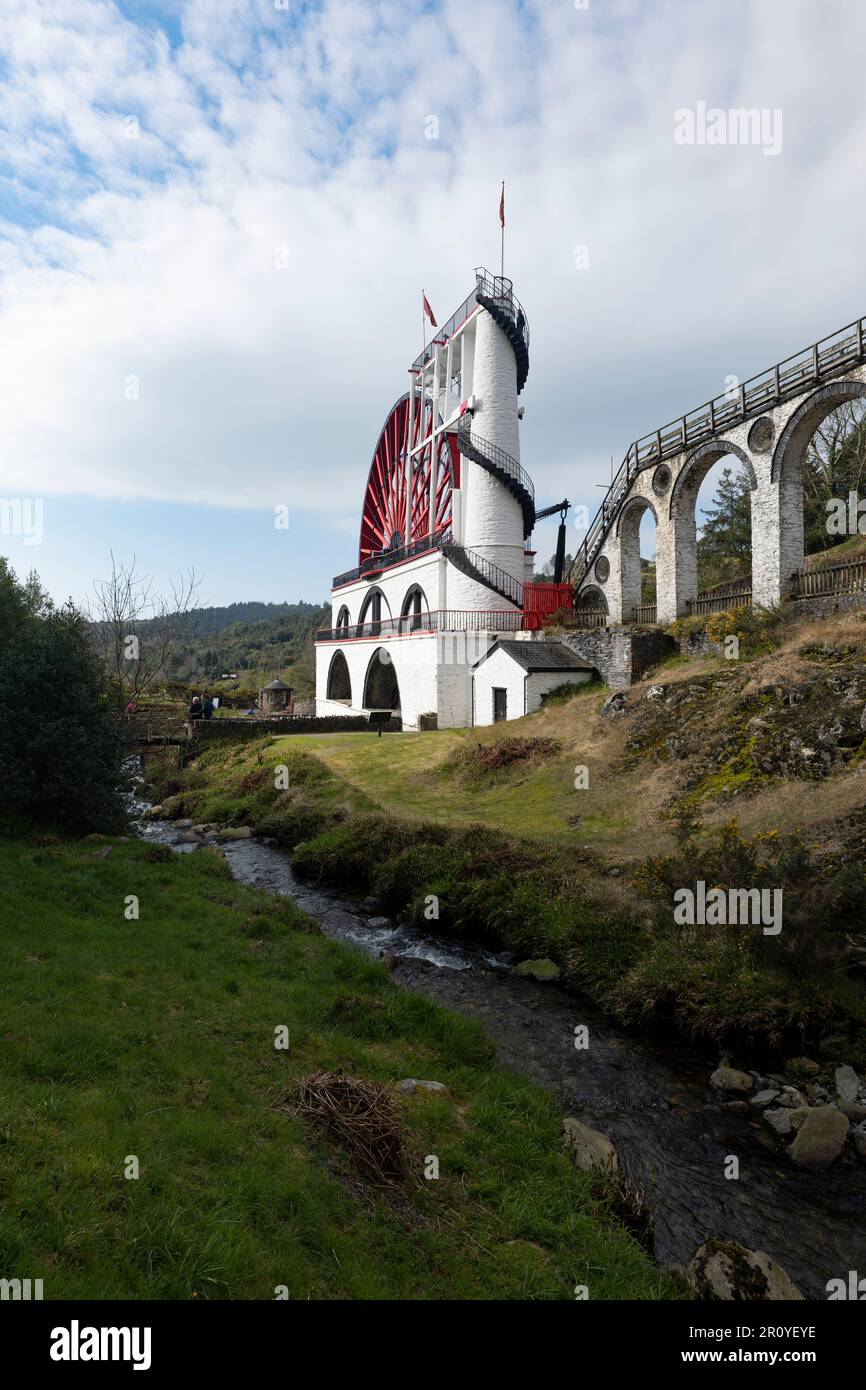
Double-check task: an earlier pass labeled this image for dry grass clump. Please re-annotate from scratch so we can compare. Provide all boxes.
[444,736,562,785]
[277,1071,410,1185]
[599,1170,654,1252]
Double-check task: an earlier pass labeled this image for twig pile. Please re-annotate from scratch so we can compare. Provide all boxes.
[279,1071,409,1184]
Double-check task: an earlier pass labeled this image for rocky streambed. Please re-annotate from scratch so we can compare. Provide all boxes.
[138,804,866,1300]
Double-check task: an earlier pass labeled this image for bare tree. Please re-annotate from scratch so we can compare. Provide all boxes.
[803,400,866,552]
[89,553,200,713]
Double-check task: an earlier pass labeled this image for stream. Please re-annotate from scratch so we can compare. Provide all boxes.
[139,811,866,1299]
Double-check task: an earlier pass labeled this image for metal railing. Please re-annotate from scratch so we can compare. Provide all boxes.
[441,541,524,606]
[792,555,866,597]
[316,608,526,642]
[411,266,529,373]
[571,315,866,588]
[333,528,452,589]
[457,414,534,503]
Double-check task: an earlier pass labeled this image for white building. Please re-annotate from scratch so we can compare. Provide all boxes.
[315,267,576,729]
[472,640,594,726]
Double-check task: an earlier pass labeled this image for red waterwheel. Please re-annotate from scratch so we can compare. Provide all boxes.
[359,392,457,564]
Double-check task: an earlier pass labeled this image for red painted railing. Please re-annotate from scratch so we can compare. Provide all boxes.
[522,582,574,630]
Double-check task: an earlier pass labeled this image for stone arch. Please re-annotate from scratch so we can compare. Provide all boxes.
[615,494,658,537]
[761,380,866,601]
[771,381,866,485]
[669,439,758,615]
[616,495,657,619]
[362,647,401,710]
[326,650,352,703]
[669,440,757,522]
[576,583,608,615]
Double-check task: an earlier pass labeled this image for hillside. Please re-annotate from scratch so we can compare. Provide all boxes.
[163,601,328,695]
[145,606,866,1060]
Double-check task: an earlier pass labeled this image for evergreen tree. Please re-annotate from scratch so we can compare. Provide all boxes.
[696,466,751,590]
[0,563,129,834]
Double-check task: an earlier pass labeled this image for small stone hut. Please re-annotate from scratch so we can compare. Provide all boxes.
[258,678,294,714]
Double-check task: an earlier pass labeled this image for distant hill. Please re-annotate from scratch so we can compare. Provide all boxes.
[162,600,329,696]
[179,600,325,640]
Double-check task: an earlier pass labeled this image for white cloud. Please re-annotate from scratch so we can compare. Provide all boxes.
[0,0,864,539]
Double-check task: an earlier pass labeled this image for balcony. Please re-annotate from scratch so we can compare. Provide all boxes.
[333,529,451,589]
[317,608,526,642]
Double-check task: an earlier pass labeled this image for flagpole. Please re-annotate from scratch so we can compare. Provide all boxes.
[500,181,505,278]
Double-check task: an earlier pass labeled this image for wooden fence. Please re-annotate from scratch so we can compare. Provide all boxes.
[791,556,866,598]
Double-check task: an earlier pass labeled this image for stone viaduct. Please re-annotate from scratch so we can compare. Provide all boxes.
[572,317,866,624]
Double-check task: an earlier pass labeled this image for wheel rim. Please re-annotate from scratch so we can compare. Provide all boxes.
[359,393,456,563]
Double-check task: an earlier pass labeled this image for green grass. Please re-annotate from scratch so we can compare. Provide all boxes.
[144,731,866,1062]
[0,833,677,1301]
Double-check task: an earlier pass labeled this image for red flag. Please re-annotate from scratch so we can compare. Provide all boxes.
[499,181,505,229]
[422,293,437,328]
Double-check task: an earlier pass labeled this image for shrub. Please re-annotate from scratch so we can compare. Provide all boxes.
[0,562,129,834]
[443,736,562,786]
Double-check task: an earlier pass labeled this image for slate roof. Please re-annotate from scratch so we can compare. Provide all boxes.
[262,679,292,690]
[472,641,596,673]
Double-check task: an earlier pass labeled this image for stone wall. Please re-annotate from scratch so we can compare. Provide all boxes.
[553,626,677,689]
[790,592,866,621]
[190,714,402,740]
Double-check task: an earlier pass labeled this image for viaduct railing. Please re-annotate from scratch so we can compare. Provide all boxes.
[570,314,866,589]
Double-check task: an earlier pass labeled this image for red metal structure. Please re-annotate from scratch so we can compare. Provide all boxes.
[358,392,458,564]
[522,581,574,630]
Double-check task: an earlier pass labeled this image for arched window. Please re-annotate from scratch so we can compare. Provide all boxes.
[326,650,351,703]
[335,605,350,633]
[359,587,390,636]
[400,584,428,632]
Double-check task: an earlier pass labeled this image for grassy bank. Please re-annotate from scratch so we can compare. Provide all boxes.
[145,614,866,1061]
[0,834,676,1300]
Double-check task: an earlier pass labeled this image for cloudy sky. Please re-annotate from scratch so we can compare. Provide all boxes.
[1,0,864,608]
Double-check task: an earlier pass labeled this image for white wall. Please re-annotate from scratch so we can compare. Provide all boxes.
[316,631,441,730]
[472,646,528,726]
[461,307,526,586]
[331,550,443,627]
[473,650,592,725]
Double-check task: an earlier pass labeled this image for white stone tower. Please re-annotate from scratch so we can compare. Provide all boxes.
[315,266,537,730]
